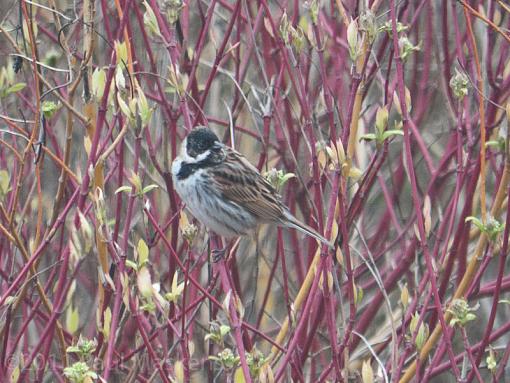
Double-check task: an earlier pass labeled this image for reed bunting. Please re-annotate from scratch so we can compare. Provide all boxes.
[171,126,332,248]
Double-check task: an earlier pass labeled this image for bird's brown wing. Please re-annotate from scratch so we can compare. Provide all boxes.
[211,148,284,222]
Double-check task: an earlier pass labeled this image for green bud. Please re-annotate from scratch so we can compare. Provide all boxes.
[347,19,359,61]
[359,10,377,42]
[399,35,421,61]
[449,68,469,100]
[163,0,183,24]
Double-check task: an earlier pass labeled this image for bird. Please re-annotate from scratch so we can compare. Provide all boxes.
[171,126,333,249]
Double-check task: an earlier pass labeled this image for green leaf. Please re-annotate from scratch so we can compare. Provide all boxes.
[115,185,132,194]
[115,65,125,89]
[66,345,81,354]
[125,259,138,270]
[375,106,389,135]
[117,94,132,119]
[11,365,19,382]
[385,130,404,135]
[485,138,506,151]
[359,133,377,142]
[140,300,156,313]
[65,305,79,334]
[103,307,112,338]
[347,19,359,61]
[204,333,216,342]
[234,367,246,383]
[353,282,363,306]
[174,360,185,383]
[465,216,484,231]
[114,40,128,64]
[0,170,11,196]
[449,317,459,327]
[5,82,26,95]
[136,85,153,126]
[143,1,161,37]
[165,272,185,303]
[137,239,149,266]
[92,67,106,100]
[382,130,404,140]
[279,172,295,187]
[141,184,159,194]
[137,266,153,298]
[129,172,142,194]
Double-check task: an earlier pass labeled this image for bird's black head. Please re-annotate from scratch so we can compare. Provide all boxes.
[185,126,220,158]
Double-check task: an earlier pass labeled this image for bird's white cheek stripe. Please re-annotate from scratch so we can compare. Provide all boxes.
[179,147,212,164]
[194,150,212,162]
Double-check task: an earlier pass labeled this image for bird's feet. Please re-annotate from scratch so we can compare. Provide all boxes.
[212,247,227,263]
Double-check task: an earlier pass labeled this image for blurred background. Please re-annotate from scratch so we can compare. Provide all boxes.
[1,1,510,382]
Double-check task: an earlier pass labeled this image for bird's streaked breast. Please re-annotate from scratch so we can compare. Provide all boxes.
[172,157,258,237]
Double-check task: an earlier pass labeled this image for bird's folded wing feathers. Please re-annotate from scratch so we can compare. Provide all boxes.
[211,150,284,221]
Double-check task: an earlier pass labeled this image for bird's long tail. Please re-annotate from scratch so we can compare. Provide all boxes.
[281,211,334,249]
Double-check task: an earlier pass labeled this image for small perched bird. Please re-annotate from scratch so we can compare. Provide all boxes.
[171,126,332,248]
